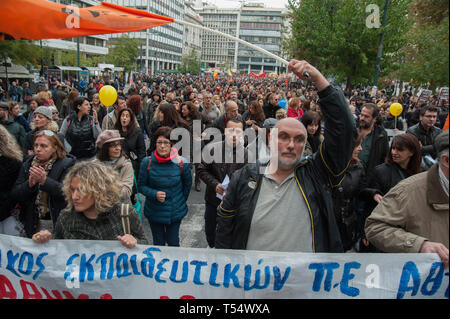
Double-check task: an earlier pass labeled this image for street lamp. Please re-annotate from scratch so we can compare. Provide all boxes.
[373,0,390,87]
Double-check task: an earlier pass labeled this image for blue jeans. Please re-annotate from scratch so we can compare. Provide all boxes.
[148,220,181,246]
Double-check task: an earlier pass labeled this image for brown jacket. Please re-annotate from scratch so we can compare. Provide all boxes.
[365,164,449,253]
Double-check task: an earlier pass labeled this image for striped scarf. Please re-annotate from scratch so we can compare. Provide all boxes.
[32,155,56,219]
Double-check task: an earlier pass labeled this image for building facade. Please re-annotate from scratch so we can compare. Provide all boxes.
[195,4,239,69]
[196,2,286,73]
[238,3,286,74]
[182,1,203,61]
[108,0,185,75]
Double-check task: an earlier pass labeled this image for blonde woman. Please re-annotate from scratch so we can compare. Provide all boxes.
[36,90,54,106]
[32,161,147,248]
[212,94,225,114]
[0,126,23,235]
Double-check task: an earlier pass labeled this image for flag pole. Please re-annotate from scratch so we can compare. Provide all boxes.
[173,19,309,78]
[173,19,289,67]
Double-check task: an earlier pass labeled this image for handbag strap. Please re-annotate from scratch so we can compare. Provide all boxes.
[120,203,131,235]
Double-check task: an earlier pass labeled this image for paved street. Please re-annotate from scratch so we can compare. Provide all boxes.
[140,172,208,249]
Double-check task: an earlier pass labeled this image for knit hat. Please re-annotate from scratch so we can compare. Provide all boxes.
[34,106,52,120]
[0,102,10,110]
[96,130,124,149]
[434,130,449,154]
[263,118,278,129]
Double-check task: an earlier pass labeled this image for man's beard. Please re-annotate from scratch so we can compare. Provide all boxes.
[275,149,304,170]
[359,120,371,129]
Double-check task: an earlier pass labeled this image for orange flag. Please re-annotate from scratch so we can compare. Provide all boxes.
[443,115,449,132]
[0,0,174,40]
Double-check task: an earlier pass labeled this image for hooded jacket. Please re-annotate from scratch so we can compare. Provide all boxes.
[1,117,26,148]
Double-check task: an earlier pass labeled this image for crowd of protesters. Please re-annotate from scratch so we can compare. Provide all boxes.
[0,60,448,268]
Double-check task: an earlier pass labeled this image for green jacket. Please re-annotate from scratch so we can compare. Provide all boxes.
[1,117,26,148]
[54,203,148,244]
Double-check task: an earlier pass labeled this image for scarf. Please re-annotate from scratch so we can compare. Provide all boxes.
[154,147,178,163]
[32,155,57,219]
[439,165,449,197]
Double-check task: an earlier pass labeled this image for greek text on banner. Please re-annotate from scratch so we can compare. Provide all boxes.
[0,234,447,299]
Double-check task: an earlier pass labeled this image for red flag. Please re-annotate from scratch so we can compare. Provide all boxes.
[0,0,173,40]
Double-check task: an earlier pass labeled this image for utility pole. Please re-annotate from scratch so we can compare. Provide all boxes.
[373,0,390,87]
[77,37,80,67]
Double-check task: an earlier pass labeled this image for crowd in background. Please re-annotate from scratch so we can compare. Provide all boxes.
[0,71,448,257]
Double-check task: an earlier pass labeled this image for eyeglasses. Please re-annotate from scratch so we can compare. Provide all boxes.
[156,141,171,146]
[109,142,122,148]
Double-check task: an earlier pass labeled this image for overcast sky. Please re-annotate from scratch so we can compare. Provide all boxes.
[195,0,290,9]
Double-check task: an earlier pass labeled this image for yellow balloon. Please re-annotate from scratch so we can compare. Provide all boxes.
[99,85,117,107]
[390,102,403,117]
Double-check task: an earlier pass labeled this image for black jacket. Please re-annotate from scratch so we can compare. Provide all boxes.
[65,114,97,159]
[262,102,281,119]
[363,124,389,181]
[382,117,405,130]
[197,141,248,207]
[331,162,367,251]
[362,162,412,230]
[12,155,75,237]
[215,85,357,252]
[366,162,410,197]
[212,113,243,135]
[120,127,146,175]
[0,155,22,221]
[406,122,442,157]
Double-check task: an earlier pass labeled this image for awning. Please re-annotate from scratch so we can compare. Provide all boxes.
[0,63,33,78]
[54,66,82,72]
[82,67,102,72]
[159,69,178,74]
[113,67,124,72]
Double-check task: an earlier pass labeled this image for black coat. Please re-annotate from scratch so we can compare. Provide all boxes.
[197,141,248,207]
[12,155,75,237]
[406,122,442,157]
[363,162,411,222]
[331,162,367,251]
[263,101,281,119]
[120,127,146,175]
[216,85,357,252]
[0,155,22,221]
[365,162,410,198]
[363,124,389,182]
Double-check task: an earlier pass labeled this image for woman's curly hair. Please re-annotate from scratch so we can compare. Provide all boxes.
[62,161,123,213]
[0,125,23,162]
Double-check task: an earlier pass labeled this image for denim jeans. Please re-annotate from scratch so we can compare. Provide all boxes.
[148,220,181,246]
